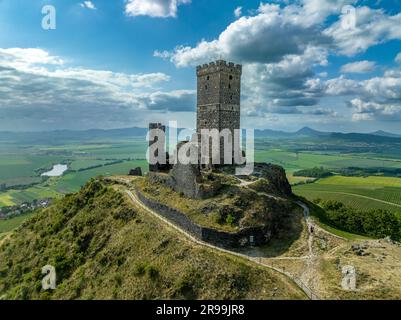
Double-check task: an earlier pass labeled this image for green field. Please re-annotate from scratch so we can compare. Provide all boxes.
[254,149,401,174]
[0,212,34,234]
[55,160,148,193]
[2,134,401,213]
[0,137,149,206]
[0,194,15,207]
[294,176,401,214]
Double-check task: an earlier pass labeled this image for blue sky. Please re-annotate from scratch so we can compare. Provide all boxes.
[1,0,401,133]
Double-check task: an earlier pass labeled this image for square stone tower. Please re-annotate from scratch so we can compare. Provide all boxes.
[196,60,242,164]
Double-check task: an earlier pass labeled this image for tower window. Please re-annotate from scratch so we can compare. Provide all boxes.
[228,84,231,89]
[207,76,210,80]
[230,95,233,100]
[229,75,233,80]
[205,85,208,90]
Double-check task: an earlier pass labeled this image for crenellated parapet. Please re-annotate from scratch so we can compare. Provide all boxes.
[197,60,242,76]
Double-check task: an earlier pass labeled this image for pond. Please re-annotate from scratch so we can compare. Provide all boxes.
[41,164,68,177]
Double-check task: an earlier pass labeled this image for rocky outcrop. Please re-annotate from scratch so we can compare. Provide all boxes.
[128,167,143,176]
[254,163,293,196]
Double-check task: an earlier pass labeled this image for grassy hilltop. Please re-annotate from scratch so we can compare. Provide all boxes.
[0,179,306,300]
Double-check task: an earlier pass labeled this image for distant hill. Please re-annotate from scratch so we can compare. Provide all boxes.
[0,127,148,145]
[2,126,401,145]
[0,179,306,300]
[370,130,401,138]
[329,132,401,143]
[254,127,330,139]
[295,127,330,137]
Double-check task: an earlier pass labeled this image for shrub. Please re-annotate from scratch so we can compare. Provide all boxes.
[293,167,333,178]
[317,200,401,241]
[146,265,159,281]
[133,262,147,276]
[226,214,235,226]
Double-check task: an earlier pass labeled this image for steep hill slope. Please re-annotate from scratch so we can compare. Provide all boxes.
[0,179,306,300]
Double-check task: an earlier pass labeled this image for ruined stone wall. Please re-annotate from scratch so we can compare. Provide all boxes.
[136,189,203,238]
[135,189,271,248]
[168,161,202,199]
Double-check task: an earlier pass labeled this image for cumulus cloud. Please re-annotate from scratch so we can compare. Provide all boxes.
[161,3,331,67]
[340,60,376,74]
[137,90,195,112]
[296,0,357,25]
[241,46,328,115]
[0,48,193,130]
[234,7,242,18]
[125,0,190,18]
[151,1,401,125]
[324,6,401,56]
[350,99,401,121]
[324,76,361,95]
[152,1,354,117]
[80,1,96,10]
[322,68,401,121]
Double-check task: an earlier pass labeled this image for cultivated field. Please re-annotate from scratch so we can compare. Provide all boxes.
[0,138,148,207]
[294,176,401,214]
[2,134,401,234]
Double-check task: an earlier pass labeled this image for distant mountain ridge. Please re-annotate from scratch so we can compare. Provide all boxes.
[370,130,401,138]
[1,126,401,144]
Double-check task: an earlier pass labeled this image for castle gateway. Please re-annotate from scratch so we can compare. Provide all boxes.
[196,60,242,165]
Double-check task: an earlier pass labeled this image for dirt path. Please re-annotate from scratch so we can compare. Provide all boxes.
[294,201,319,290]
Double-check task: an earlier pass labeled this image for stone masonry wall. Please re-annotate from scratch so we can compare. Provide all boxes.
[135,189,271,248]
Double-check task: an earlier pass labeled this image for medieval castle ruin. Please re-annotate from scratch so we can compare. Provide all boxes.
[143,60,244,198]
[128,60,293,248]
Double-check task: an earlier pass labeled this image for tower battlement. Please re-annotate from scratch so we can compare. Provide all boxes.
[196,60,242,76]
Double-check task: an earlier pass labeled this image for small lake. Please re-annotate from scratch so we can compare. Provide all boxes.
[41,164,68,177]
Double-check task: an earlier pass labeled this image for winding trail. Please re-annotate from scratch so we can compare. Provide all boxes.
[124,188,320,300]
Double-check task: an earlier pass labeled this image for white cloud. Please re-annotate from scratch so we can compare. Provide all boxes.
[340,60,376,74]
[322,67,401,122]
[80,1,96,10]
[324,6,401,56]
[154,2,336,116]
[301,0,357,25]
[350,99,401,121]
[125,0,190,18]
[137,90,195,111]
[0,48,64,68]
[234,6,242,18]
[324,76,360,95]
[0,48,196,130]
[152,1,401,125]
[162,5,330,67]
[0,48,169,90]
